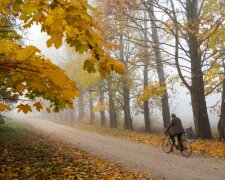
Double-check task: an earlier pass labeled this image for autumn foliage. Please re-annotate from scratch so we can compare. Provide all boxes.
[0,123,152,179]
[0,0,124,113]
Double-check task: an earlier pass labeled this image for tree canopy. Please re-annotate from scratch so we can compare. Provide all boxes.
[0,0,124,113]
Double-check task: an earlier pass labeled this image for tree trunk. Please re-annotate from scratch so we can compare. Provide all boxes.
[148,4,170,129]
[89,89,95,125]
[143,11,151,133]
[78,89,84,121]
[69,110,75,121]
[119,35,133,130]
[143,62,151,132]
[123,86,133,130]
[186,0,212,139]
[99,83,106,127]
[218,65,225,141]
[108,78,117,128]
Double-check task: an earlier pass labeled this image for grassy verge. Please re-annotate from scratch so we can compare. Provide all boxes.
[0,122,152,179]
[74,124,225,158]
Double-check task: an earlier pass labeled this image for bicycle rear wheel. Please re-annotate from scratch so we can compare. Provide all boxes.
[181,140,192,157]
[162,137,172,153]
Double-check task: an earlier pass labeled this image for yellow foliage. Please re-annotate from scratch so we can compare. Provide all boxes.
[93,102,108,112]
[33,102,43,112]
[17,103,32,114]
[64,54,101,90]
[0,103,11,112]
[138,82,166,102]
[0,0,125,113]
[0,39,78,112]
[17,0,124,77]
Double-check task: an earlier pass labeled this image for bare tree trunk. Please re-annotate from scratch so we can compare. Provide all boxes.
[78,89,84,121]
[143,63,151,132]
[123,86,133,130]
[148,3,170,129]
[119,35,133,130]
[143,11,151,133]
[108,78,117,128]
[89,89,95,125]
[99,83,106,127]
[218,65,225,141]
[186,0,212,139]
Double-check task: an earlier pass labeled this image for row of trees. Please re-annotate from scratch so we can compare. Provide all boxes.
[0,0,224,140]
[58,0,224,140]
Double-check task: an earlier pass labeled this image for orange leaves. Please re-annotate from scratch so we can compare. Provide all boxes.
[83,59,95,73]
[33,102,43,112]
[0,103,11,112]
[0,123,152,179]
[112,61,125,75]
[17,103,32,114]
[0,0,125,115]
[17,0,124,76]
[192,140,225,158]
[0,39,79,113]
[78,125,225,158]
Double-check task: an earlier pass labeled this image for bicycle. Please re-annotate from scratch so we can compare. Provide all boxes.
[162,129,192,157]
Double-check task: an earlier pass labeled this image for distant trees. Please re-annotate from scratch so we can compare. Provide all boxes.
[92,0,224,139]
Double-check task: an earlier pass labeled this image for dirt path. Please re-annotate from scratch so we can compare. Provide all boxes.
[17,118,225,180]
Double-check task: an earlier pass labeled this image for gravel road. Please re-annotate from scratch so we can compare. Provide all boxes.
[18,118,225,180]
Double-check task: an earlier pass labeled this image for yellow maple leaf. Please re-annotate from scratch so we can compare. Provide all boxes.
[33,102,43,112]
[17,103,32,114]
[0,103,11,112]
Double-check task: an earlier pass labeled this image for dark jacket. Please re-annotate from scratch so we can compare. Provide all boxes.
[167,117,185,136]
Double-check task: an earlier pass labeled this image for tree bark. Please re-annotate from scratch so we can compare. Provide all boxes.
[78,89,84,121]
[143,60,151,132]
[99,83,106,127]
[89,89,95,125]
[218,65,225,141]
[123,86,133,130]
[108,78,117,128]
[148,3,170,129]
[119,35,133,130]
[186,0,212,139]
[142,11,151,133]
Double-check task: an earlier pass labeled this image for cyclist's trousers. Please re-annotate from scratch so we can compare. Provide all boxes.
[170,133,183,149]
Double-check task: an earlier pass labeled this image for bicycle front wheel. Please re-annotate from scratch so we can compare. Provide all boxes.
[162,137,172,153]
[181,140,192,157]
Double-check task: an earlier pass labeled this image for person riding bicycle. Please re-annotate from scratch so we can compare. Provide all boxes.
[166,113,185,151]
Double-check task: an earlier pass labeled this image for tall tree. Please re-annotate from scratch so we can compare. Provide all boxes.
[149,0,224,138]
[107,77,117,128]
[89,89,95,124]
[147,1,170,128]
[99,83,106,127]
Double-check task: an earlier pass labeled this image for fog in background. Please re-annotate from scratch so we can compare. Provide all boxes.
[5,24,220,131]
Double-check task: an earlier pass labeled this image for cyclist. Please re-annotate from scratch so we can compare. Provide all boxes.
[166,113,185,152]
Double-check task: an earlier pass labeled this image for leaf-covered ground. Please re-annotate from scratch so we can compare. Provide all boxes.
[75,124,225,158]
[0,122,152,179]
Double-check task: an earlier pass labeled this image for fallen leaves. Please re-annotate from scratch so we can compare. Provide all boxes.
[0,123,152,179]
[75,124,225,158]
